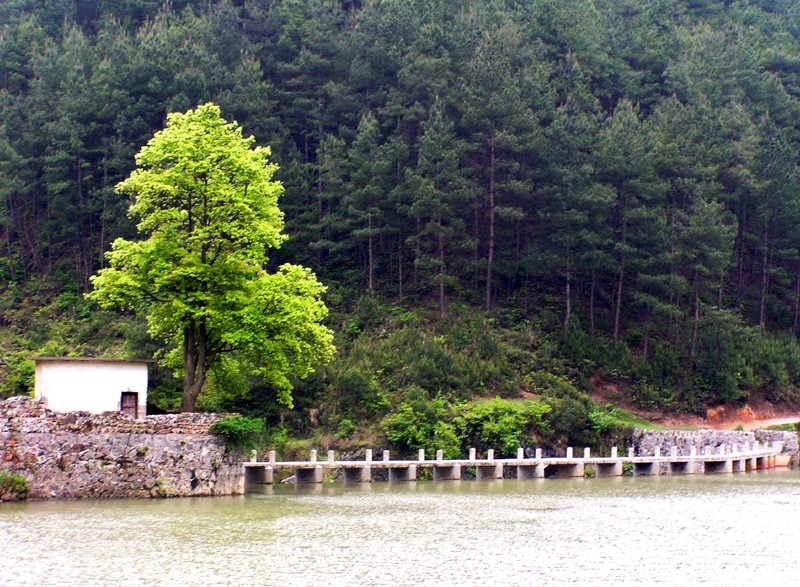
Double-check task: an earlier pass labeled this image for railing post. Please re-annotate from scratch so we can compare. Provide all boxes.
[268,450,276,464]
[365,449,373,463]
[487,449,495,461]
[517,447,524,460]
[418,449,425,462]
[328,450,335,463]
[310,449,317,462]
[583,447,591,459]
[383,450,390,462]
[611,447,618,458]
[628,447,635,458]
[566,447,573,459]
[250,449,257,463]
[535,448,542,460]
[436,449,443,462]
[654,447,661,458]
[469,448,476,460]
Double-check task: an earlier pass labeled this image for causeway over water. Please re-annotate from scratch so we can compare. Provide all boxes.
[244,441,786,488]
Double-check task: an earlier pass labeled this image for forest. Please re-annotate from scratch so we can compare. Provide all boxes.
[3,0,800,454]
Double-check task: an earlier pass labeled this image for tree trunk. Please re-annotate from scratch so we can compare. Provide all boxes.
[398,239,404,299]
[438,232,446,318]
[564,258,572,333]
[735,204,747,302]
[613,257,625,341]
[485,135,496,314]
[589,268,596,339]
[690,271,700,359]
[181,324,208,412]
[794,264,800,334]
[759,223,769,329]
[368,214,374,295]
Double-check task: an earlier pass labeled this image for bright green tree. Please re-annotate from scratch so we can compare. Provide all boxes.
[88,103,335,412]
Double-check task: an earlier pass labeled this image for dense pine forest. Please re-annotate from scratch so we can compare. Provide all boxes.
[3,0,800,452]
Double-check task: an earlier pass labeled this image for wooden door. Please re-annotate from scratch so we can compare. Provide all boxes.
[121,392,138,418]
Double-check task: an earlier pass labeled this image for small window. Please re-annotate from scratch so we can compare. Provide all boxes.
[121,392,138,418]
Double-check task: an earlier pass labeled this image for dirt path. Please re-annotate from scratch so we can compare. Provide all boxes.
[729,416,800,431]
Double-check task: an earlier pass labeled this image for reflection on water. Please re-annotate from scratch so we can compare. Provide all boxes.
[2,471,799,586]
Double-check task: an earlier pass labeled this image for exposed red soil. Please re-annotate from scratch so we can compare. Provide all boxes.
[590,375,800,431]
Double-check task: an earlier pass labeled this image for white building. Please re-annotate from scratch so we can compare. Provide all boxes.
[34,357,150,419]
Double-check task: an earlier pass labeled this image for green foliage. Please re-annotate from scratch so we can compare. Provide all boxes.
[383,396,453,455]
[0,357,34,399]
[87,103,335,411]
[454,398,552,456]
[0,471,28,498]
[335,418,355,439]
[5,0,800,430]
[209,416,264,450]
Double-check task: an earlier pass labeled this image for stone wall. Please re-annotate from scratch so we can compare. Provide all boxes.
[633,428,799,459]
[0,396,244,500]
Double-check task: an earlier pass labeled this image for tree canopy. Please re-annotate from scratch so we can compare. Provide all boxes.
[88,103,335,411]
[3,1,800,416]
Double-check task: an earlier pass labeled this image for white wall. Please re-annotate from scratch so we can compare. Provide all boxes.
[34,360,148,418]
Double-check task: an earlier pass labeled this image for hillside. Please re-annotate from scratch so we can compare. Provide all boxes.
[3,1,800,450]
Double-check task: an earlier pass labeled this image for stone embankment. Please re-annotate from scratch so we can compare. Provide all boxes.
[0,396,243,500]
[633,428,798,463]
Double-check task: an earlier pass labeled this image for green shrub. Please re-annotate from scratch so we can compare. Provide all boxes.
[336,418,355,439]
[209,416,264,450]
[0,357,34,399]
[523,371,582,400]
[382,396,453,455]
[0,471,28,498]
[454,397,551,457]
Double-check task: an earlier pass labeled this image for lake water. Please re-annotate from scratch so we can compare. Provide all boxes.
[2,470,799,586]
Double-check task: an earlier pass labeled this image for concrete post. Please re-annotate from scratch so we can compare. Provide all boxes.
[476,464,503,480]
[487,449,495,461]
[566,447,574,459]
[389,465,417,482]
[517,463,544,479]
[310,449,317,462]
[365,449,373,463]
[328,450,335,463]
[250,450,257,463]
[670,447,678,458]
[433,464,461,481]
[628,447,635,458]
[343,467,371,483]
[436,449,443,462]
[611,447,618,458]
[295,466,323,484]
[654,447,661,458]
[418,449,425,462]
[469,448,477,461]
[583,447,591,459]
[517,447,525,460]
[535,448,542,460]
[383,450,390,462]
[268,450,276,464]
[596,462,623,477]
